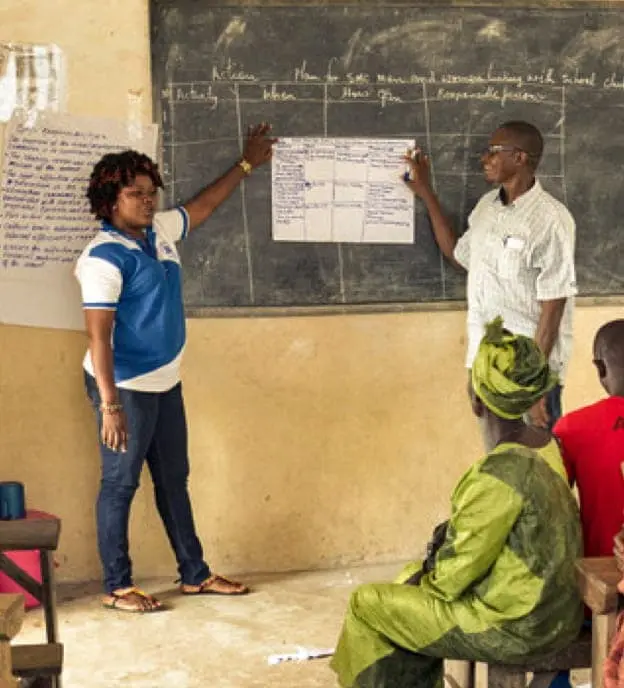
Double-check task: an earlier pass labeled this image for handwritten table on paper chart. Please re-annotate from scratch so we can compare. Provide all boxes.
[272,138,415,244]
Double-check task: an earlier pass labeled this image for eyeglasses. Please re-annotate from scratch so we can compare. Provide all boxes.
[482,144,524,157]
[122,188,158,201]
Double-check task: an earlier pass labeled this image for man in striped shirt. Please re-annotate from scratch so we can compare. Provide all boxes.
[405,121,576,428]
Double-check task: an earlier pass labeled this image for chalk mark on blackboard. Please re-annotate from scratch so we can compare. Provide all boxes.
[168,78,176,205]
[560,85,568,208]
[323,83,329,137]
[458,117,473,259]
[337,242,346,304]
[322,72,346,303]
[235,83,255,304]
[163,136,239,147]
[422,81,446,299]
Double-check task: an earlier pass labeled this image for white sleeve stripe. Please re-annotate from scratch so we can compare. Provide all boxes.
[177,206,190,239]
[82,304,117,310]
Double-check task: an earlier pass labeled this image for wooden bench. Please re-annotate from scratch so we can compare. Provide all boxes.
[0,515,63,688]
[11,643,64,687]
[487,627,592,688]
[446,629,592,688]
[446,557,621,688]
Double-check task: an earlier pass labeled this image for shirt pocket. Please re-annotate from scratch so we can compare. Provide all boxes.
[497,238,527,279]
[475,229,501,271]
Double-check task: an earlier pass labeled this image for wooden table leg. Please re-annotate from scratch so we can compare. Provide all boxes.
[445,660,474,688]
[474,661,489,688]
[39,551,61,687]
[592,611,617,688]
[39,550,58,645]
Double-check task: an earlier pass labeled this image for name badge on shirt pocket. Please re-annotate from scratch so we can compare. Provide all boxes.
[503,235,525,250]
[498,236,526,277]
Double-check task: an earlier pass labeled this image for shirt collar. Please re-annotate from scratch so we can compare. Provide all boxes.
[494,178,542,208]
[101,221,157,257]
[101,220,154,241]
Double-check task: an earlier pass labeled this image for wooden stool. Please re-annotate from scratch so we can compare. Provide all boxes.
[0,514,63,688]
[486,627,591,688]
[447,559,621,688]
[0,594,24,688]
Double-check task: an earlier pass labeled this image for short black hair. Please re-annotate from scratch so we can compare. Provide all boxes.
[594,320,624,370]
[499,121,544,169]
[86,150,163,221]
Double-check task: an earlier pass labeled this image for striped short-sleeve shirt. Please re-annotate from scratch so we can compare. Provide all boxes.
[454,180,577,381]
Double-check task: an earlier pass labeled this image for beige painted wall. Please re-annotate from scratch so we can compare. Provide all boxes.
[0,0,615,583]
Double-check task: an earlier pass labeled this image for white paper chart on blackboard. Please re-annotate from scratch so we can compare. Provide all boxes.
[272,137,415,244]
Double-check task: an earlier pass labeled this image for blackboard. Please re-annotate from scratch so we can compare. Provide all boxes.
[150,1,624,309]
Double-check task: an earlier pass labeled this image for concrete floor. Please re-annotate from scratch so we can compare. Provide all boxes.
[13,563,592,688]
[14,563,398,688]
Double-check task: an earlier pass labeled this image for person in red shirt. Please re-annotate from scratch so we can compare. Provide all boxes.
[553,319,624,558]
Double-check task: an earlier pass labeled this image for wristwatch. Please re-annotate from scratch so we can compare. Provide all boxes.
[238,158,253,175]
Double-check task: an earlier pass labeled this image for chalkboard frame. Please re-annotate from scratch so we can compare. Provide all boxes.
[182,295,624,319]
[151,1,623,6]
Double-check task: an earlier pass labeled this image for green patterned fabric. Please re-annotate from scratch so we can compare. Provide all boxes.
[472,317,558,419]
[330,443,583,688]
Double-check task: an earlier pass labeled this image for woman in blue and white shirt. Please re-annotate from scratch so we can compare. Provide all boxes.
[75,124,275,613]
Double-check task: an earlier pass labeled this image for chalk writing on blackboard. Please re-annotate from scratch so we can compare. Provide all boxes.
[151,5,624,306]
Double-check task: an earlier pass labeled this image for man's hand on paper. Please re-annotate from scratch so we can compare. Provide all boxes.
[403,148,432,197]
[243,122,278,169]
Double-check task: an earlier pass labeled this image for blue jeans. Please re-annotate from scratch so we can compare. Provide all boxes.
[85,373,210,593]
[523,384,562,431]
[546,384,563,431]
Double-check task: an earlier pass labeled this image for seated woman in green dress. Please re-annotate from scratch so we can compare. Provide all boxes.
[331,317,583,688]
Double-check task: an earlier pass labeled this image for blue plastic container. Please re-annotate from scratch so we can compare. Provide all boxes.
[0,482,26,520]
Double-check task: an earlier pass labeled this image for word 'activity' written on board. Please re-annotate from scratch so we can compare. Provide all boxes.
[272,138,414,244]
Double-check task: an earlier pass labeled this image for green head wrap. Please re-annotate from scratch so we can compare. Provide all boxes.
[471,317,558,419]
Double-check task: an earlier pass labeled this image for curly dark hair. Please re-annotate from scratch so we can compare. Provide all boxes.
[86,150,164,221]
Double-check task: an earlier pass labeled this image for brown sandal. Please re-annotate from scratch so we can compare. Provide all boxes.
[102,587,166,613]
[180,574,250,596]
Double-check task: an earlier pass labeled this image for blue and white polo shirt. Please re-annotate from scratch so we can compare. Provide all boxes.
[75,207,189,392]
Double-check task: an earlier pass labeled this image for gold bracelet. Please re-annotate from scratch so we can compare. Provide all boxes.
[238,158,253,176]
[100,402,123,414]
